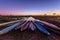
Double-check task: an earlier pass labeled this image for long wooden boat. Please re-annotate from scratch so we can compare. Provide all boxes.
[39,22,60,35]
[29,21,36,31]
[15,20,26,30]
[0,20,23,35]
[36,20,60,31]
[32,21,50,36]
[20,21,30,31]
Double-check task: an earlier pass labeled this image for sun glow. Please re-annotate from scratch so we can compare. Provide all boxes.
[0,11,60,16]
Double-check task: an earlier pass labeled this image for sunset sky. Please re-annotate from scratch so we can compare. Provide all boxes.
[0,0,60,15]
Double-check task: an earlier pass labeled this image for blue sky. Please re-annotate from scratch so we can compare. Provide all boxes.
[0,0,60,15]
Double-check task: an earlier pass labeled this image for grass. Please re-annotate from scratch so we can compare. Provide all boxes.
[0,16,60,22]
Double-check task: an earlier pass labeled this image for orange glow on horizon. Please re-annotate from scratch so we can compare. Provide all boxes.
[0,11,60,16]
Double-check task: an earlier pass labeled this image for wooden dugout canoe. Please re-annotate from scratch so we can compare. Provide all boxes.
[32,21,50,36]
[15,20,26,30]
[0,20,23,35]
[39,22,60,35]
[20,21,30,31]
[36,20,60,31]
[29,21,36,31]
